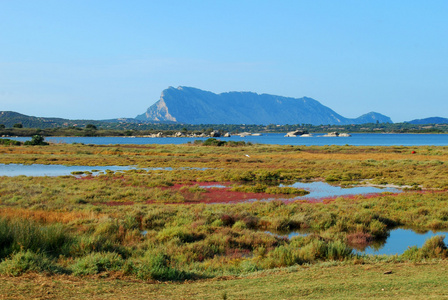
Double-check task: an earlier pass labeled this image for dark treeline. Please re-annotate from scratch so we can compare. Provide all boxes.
[0,121,447,137]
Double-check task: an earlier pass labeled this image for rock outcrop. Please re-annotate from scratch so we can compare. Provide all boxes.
[136,86,392,125]
[285,130,308,137]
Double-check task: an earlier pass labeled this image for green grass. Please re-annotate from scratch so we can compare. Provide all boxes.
[1,261,448,299]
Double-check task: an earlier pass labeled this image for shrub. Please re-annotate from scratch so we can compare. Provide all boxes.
[239,259,260,273]
[202,138,226,146]
[402,246,420,260]
[71,252,124,275]
[263,245,301,268]
[0,250,65,276]
[298,239,352,262]
[324,240,353,260]
[402,235,447,260]
[0,138,22,146]
[265,186,309,195]
[346,231,373,246]
[269,217,292,231]
[232,220,247,230]
[420,235,447,258]
[157,227,202,243]
[437,209,448,221]
[325,174,341,182]
[242,215,259,229]
[136,252,192,281]
[220,214,235,227]
[0,218,72,259]
[231,184,308,196]
[369,219,388,238]
[179,184,207,193]
[24,134,48,146]
[71,235,128,257]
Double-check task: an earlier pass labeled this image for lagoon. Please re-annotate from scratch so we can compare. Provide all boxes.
[4,133,448,146]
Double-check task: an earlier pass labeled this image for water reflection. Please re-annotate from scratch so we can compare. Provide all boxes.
[0,164,135,177]
[282,181,402,201]
[265,228,448,255]
[359,228,448,255]
[0,164,209,177]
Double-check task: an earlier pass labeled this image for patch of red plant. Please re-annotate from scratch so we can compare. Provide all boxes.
[346,232,374,251]
[157,181,293,204]
[288,192,406,205]
[98,201,135,206]
[170,181,232,188]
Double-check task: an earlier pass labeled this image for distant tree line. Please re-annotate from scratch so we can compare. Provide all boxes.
[0,122,446,137]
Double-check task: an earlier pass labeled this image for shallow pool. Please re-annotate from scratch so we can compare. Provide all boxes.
[359,228,448,255]
[283,181,402,201]
[266,228,448,255]
[0,164,210,177]
[0,164,135,177]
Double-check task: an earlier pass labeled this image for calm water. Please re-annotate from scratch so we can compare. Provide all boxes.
[200,181,402,204]
[4,133,448,146]
[0,164,209,177]
[267,228,447,255]
[284,181,401,200]
[361,228,448,255]
[0,164,136,176]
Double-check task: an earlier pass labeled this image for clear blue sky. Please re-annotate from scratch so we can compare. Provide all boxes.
[1,0,447,122]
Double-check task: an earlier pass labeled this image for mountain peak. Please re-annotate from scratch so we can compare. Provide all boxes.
[136,87,392,125]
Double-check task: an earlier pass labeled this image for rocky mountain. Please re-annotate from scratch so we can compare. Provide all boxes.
[136,86,392,125]
[406,117,448,125]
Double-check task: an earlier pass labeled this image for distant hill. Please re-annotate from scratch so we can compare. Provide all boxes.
[136,86,392,125]
[406,117,448,125]
[0,111,69,128]
[0,111,140,129]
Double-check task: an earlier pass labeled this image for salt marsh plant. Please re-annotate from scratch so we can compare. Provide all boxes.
[1,143,448,281]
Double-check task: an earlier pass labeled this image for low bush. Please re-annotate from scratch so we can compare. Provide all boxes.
[420,235,447,258]
[0,218,72,259]
[265,186,309,195]
[0,250,65,276]
[24,135,49,146]
[196,138,249,147]
[402,235,447,260]
[263,245,302,268]
[135,252,192,281]
[231,184,308,195]
[0,138,22,146]
[71,252,124,275]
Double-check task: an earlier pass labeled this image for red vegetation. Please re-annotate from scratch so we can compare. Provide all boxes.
[167,182,294,204]
[101,201,135,206]
[346,231,374,251]
[93,180,433,206]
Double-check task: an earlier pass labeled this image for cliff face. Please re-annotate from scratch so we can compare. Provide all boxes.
[136,86,392,125]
